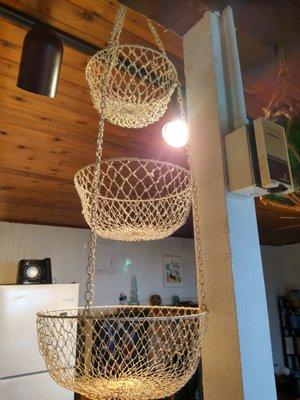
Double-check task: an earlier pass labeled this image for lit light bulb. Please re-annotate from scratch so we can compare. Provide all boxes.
[162,119,188,148]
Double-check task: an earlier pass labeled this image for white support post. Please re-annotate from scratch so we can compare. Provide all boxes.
[184,8,277,400]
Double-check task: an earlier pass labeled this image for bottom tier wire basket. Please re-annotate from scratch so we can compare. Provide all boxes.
[37,305,208,400]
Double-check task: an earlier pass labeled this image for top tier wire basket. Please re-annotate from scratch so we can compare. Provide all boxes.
[85,6,178,128]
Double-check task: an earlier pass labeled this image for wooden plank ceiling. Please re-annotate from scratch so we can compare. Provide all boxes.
[0,0,299,245]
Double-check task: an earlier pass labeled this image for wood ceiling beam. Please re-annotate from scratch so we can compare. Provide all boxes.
[0,0,183,59]
[0,203,86,227]
[0,1,98,55]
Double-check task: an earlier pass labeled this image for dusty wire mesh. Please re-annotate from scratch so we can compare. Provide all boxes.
[86,45,178,128]
[37,305,208,400]
[74,158,192,241]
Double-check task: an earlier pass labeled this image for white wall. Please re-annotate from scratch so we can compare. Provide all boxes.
[1,221,299,370]
[261,243,300,367]
[0,222,197,307]
[282,243,300,289]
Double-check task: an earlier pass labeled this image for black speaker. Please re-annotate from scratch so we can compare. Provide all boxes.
[17,258,52,284]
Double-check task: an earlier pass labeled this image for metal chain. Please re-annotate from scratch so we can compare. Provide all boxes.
[84,118,105,311]
[84,4,127,311]
[108,4,126,47]
[177,84,207,311]
[146,18,167,58]
[84,117,105,311]
[84,4,200,312]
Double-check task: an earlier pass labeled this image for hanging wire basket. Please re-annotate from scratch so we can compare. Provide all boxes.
[85,3,178,129]
[37,305,208,400]
[86,44,178,128]
[74,158,192,241]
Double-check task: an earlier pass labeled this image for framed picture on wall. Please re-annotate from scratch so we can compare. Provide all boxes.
[163,256,184,287]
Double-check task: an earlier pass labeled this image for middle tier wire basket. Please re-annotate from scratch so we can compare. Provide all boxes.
[37,305,208,400]
[74,158,192,241]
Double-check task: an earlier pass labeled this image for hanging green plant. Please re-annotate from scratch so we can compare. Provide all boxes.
[262,45,300,211]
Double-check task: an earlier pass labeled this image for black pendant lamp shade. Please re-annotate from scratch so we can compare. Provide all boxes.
[17,26,63,98]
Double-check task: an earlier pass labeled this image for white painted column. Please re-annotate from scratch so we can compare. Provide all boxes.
[183,8,277,400]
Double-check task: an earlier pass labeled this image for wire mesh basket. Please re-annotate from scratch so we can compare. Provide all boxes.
[37,5,209,400]
[74,158,192,241]
[37,305,208,400]
[86,44,178,128]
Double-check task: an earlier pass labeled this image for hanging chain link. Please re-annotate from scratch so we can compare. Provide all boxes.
[177,84,207,312]
[84,5,127,312]
[84,117,105,311]
[146,18,168,58]
[108,4,126,47]
[84,4,204,311]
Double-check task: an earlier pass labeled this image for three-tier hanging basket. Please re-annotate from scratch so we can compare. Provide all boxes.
[37,4,208,400]
[37,306,207,400]
[74,158,192,241]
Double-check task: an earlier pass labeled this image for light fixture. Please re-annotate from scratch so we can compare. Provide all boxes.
[162,119,188,148]
[17,26,63,98]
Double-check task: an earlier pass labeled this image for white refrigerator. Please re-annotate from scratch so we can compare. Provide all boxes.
[0,283,79,400]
